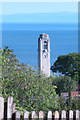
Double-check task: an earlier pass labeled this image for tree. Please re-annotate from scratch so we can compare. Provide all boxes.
[51,75,77,96]
[51,53,80,89]
[1,46,58,112]
[51,53,80,77]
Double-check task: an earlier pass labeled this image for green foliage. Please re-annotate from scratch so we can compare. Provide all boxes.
[1,46,58,112]
[58,94,67,112]
[70,96,80,111]
[51,75,77,95]
[50,75,80,111]
[51,52,80,111]
[51,53,80,78]
[51,53,80,91]
[1,47,80,113]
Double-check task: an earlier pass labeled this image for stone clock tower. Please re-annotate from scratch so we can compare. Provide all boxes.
[38,33,50,77]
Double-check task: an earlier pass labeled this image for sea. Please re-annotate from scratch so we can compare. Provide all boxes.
[2,23,78,70]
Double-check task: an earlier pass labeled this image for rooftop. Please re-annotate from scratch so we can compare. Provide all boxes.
[40,33,49,38]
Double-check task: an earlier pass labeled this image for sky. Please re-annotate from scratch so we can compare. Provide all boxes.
[1,2,78,15]
[0,2,78,23]
[0,0,79,2]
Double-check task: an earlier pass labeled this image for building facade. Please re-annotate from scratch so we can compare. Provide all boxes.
[38,33,50,77]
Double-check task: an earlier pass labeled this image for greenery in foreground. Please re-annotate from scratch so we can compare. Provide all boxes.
[51,52,80,112]
[51,53,80,89]
[0,47,58,113]
[0,47,80,114]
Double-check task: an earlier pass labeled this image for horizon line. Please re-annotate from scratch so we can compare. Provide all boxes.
[1,11,78,16]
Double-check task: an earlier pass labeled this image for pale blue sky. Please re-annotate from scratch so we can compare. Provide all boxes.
[0,0,79,2]
[2,2,78,15]
[1,2,78,23]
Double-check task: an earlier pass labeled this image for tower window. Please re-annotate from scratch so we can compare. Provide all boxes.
[44,41,47,43]
[44,44,47,49]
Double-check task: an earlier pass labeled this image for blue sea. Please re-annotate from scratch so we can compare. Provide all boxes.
[2,23,78,69]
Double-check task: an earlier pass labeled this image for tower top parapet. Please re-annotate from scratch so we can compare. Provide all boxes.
[39,33,49,39]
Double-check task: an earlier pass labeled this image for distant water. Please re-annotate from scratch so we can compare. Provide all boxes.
[2,23,78,69]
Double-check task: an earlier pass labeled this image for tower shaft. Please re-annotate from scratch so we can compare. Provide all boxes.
[38,33,50,77]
